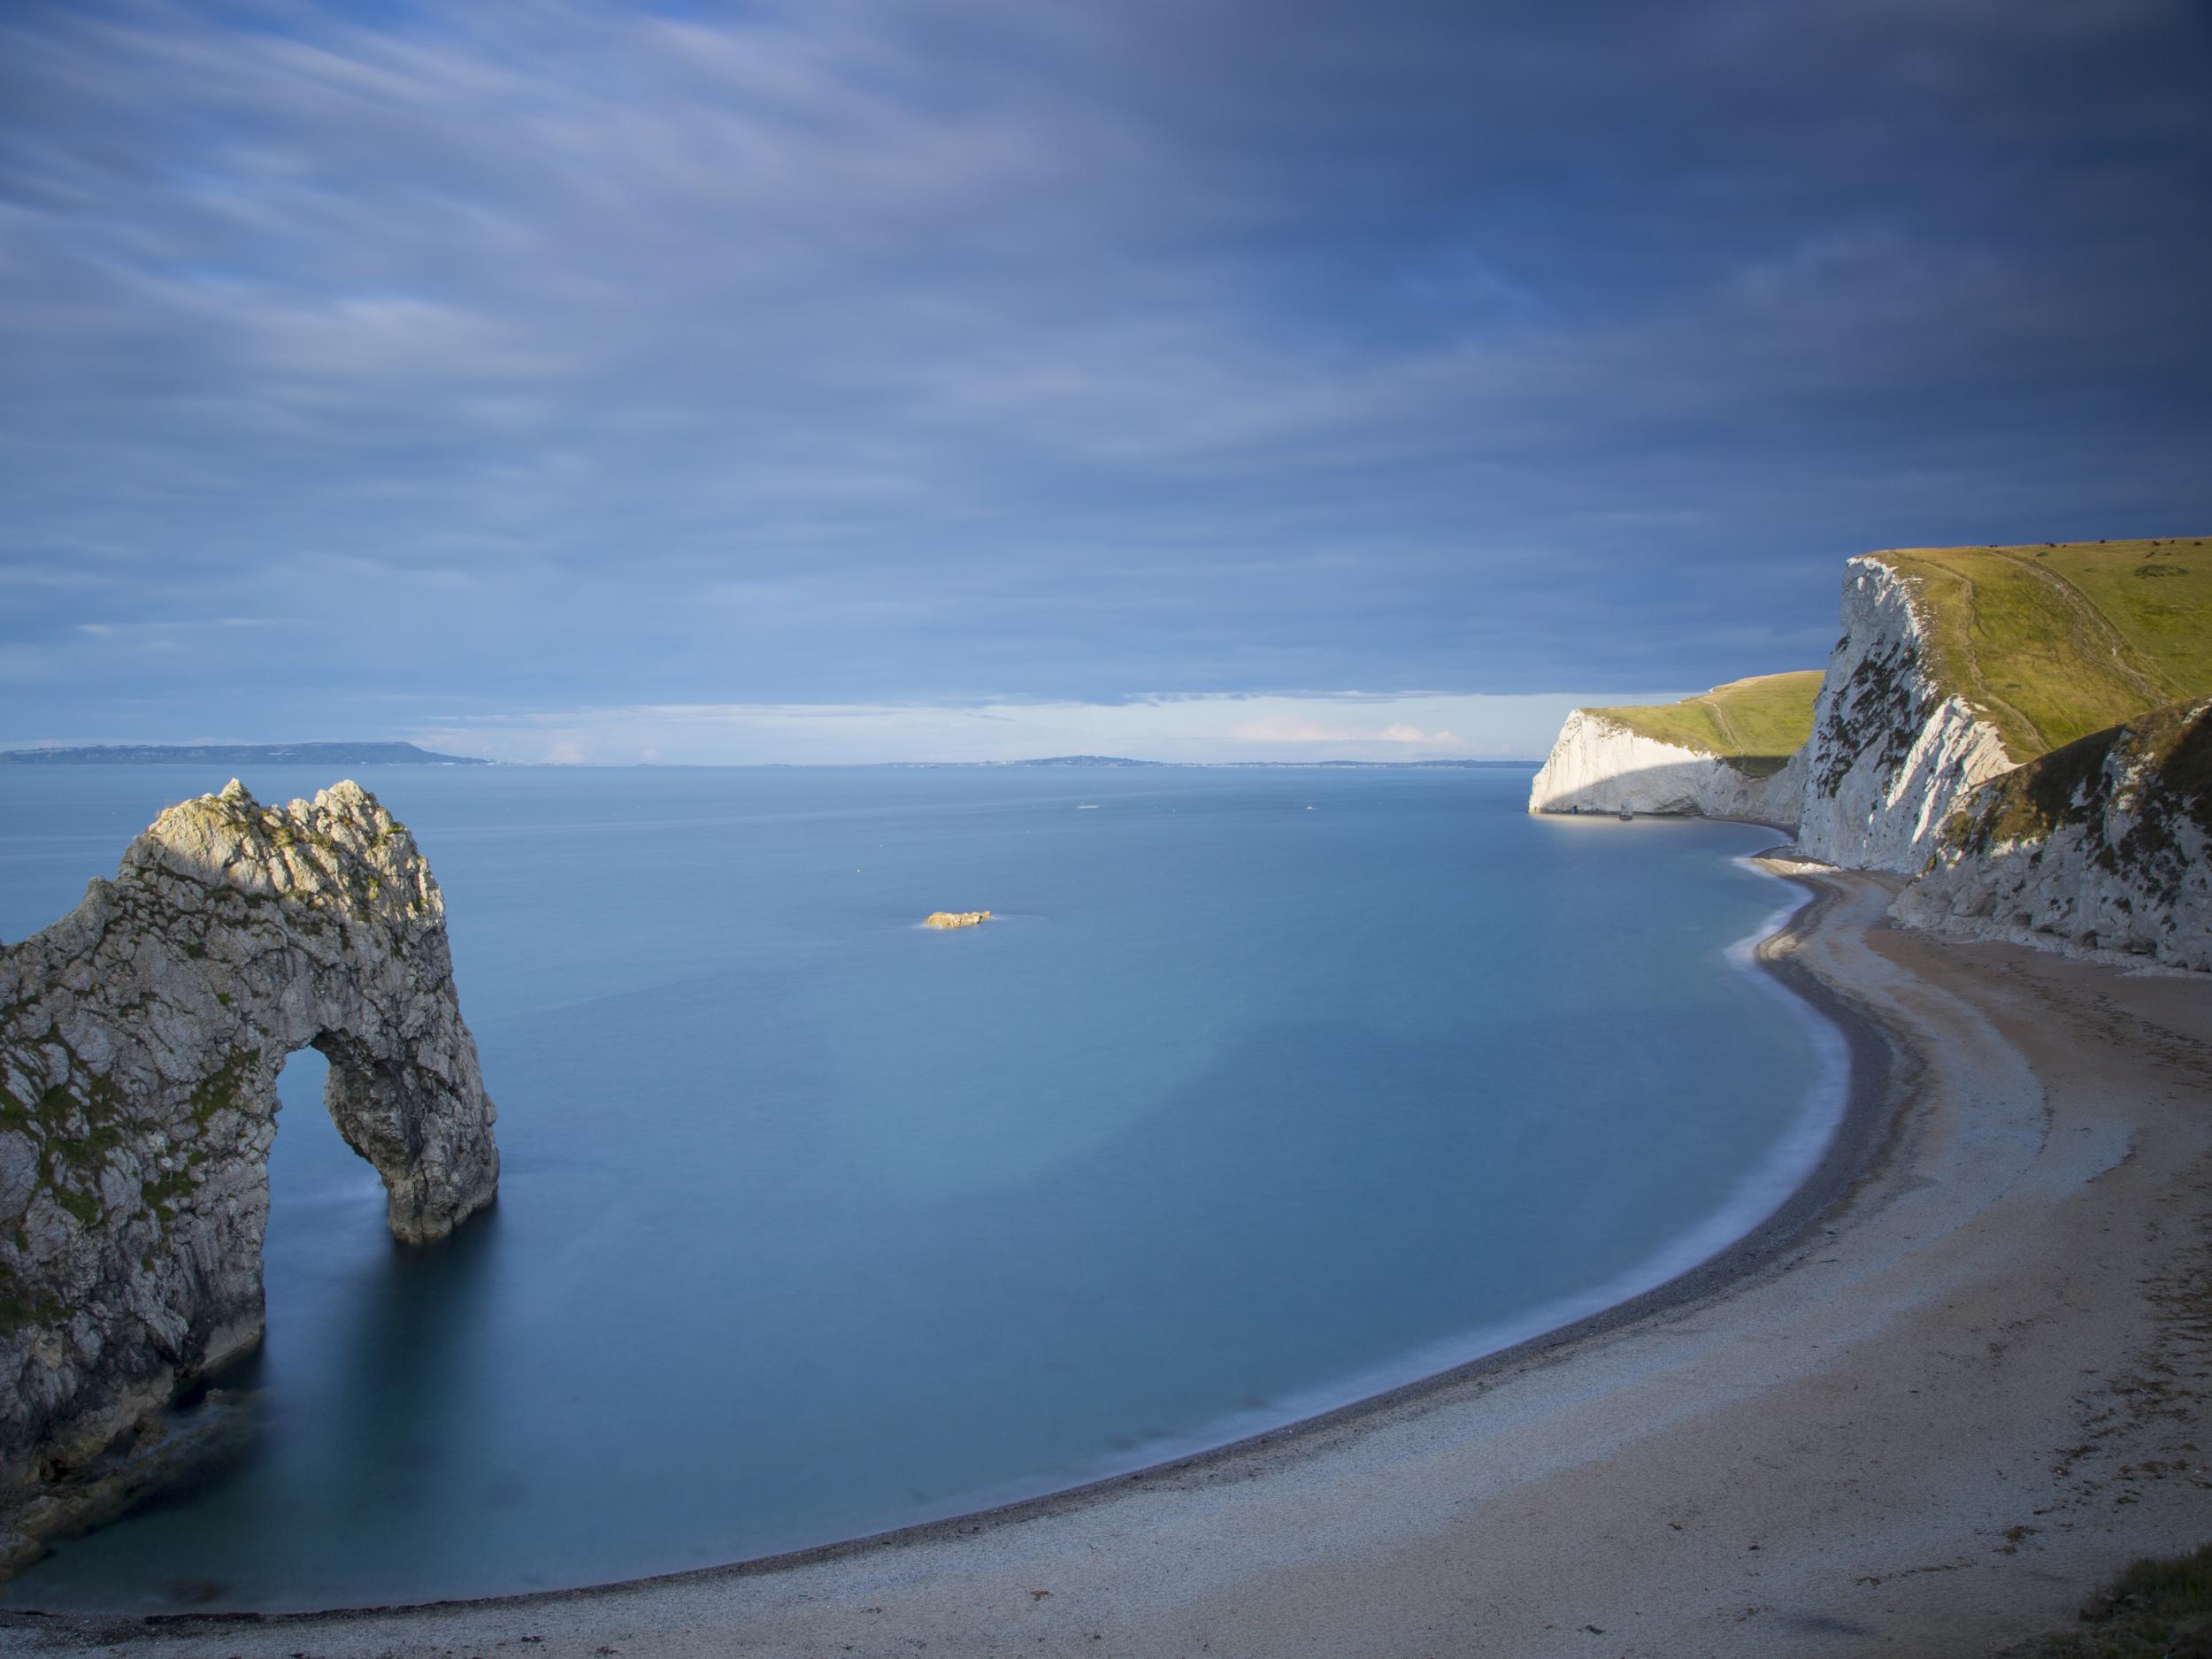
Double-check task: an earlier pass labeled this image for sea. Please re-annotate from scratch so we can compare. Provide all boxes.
[0,763,1842,1612]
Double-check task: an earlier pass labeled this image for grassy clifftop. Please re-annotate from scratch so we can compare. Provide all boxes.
[1878,537,2212,763]
[1586,671,1824,777]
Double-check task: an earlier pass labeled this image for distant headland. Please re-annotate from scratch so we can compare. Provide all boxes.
[0,741,490,766]
[1008,754,1162,767]
[884,756,1531,771]
[1527,535,2212,973]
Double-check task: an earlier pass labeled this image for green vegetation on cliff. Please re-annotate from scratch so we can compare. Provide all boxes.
[1942,695,2211,881]
[1879,537,2212,763]
[1586,671,1824,777]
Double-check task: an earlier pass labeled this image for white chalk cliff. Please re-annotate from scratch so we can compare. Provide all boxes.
[1530,555,2016,872]
[1526,710,1804,824]
[1793,556,2017,874]
[0,780,498,1565]
[1528,545,2209,973]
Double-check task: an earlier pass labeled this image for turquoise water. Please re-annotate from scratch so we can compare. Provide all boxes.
[0,764,1838,1612]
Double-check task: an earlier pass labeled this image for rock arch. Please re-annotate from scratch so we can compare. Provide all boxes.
[0,780,498,1549]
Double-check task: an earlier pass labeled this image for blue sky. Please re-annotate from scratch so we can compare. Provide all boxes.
[3,0,2208,763]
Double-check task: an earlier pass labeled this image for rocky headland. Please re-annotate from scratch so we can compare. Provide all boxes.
[0,780,498,1570]
[1532,537,2212,972]
[1524,673,1816,824]
[1790,552,2019,872]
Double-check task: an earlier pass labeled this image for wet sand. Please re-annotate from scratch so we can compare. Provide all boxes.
[7,868,2212,1657]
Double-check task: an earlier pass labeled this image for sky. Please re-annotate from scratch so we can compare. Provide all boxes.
[3,0,2208,764]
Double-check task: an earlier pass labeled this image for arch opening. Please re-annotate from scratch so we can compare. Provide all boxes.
[1,778,500,1559]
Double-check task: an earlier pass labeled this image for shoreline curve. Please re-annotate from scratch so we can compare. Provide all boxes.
[15,862,2212,1655]
[3,851,1897,1630]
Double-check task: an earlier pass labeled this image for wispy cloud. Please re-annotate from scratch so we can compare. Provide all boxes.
[1,1,2206,747]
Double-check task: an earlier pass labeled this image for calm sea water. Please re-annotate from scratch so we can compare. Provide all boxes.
[0,764,1838,1612]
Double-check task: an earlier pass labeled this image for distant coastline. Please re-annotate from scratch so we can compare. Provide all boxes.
[862,756,1539,771]
[0,741,490,766]
[0,746,1536,771]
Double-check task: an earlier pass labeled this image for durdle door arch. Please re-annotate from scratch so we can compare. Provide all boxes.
[0,779,498,1564]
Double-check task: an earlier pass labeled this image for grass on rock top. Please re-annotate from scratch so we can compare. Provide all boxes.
[1880,537,2212,764]
[1584,671,1824,777]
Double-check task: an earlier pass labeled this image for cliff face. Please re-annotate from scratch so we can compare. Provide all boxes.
[0,780,497,1548]
[1527,710,1804,825]
[1793,556,2017,874]
[1524,540,2210,972]
[1892,698,2212,971]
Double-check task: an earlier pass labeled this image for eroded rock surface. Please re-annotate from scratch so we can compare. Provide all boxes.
[1794,555,2017,873]
[1524,544,2211,974]
[1893,698,2212,971]
[0,780,497,1557]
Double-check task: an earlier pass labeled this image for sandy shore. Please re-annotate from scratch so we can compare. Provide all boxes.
[7,867,2212,1657]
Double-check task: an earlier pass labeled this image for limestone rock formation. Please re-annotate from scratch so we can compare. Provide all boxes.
[923,910,992,929]
[1892,698,2212,972]
[1527,710,1805,825]
[1522,539,2211,971]
[1793,556,2023,873]
[0,780,497,1557]
[1525,554,2097,871]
